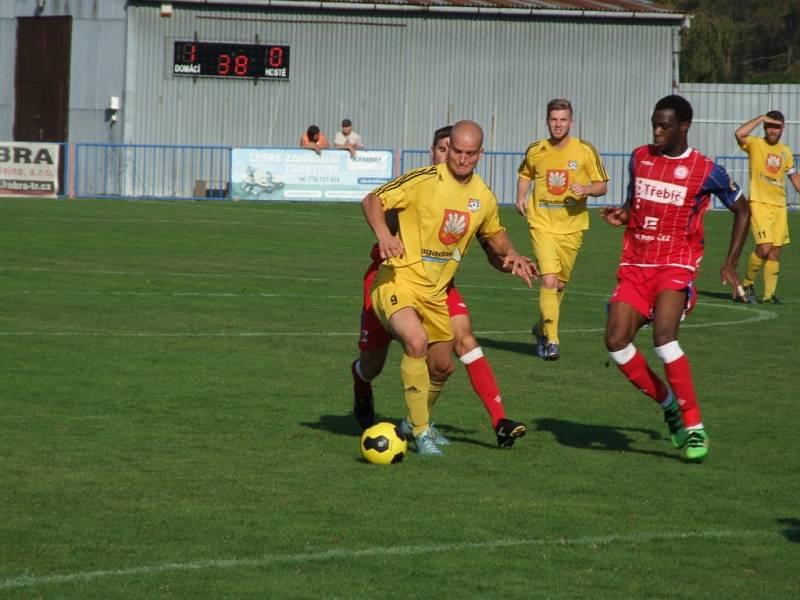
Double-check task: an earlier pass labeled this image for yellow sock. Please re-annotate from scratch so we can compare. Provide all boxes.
[763,259,780,299]
[428,379,444,410]
[400,354,430,436]
[556,288,565,306]
[745,251,765,285]
[540,287,560,344]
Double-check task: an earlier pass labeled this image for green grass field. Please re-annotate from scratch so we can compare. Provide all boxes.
[1,197,798,599]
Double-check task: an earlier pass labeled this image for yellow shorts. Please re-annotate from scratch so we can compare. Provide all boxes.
[369,267,453,343]
[531,229,584,282]
[750,201,790,247]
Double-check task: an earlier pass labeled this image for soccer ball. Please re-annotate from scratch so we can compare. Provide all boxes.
[360,421,407,465]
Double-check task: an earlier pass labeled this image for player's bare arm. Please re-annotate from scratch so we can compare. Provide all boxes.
[790,171,800,193]
[482,231,536,287]
[735,115,782,145]
[600,203,630,226]
[569,180,608,198]
[361,192,405,259]
[515,176,531,216]
[719,195,751,289]
[479,238,538,277]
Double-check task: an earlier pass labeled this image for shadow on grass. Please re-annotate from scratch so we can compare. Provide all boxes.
[301,415,490,446]
[534,417,680,460]
[777,518,800,543]
[695,289,738,301]
[476,336,536,357]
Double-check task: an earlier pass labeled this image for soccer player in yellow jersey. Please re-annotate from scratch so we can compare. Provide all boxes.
[362,120,535,456]
[735,111,800,304]
[515,98,609,360]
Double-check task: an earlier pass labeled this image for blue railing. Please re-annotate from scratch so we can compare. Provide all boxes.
[74,143,232,200]
[715,155,800,209]
[63,143,800,208]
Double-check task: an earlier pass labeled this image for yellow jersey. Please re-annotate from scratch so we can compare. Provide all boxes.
[517,136,608,233]
[739,135,796,207]
[373,162,504,300]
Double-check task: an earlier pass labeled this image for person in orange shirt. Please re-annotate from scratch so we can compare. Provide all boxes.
[300,125,329,155]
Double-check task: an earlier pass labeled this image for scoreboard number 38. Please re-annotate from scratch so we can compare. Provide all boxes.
[173,41,290,80]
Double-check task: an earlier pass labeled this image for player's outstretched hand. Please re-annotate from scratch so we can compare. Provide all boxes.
[503,254,536,288]
[601,205,629,226]
[378,234,405,259]
[719,262,742,297]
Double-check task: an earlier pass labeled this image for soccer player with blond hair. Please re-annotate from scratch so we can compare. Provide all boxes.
[515,98,608,360]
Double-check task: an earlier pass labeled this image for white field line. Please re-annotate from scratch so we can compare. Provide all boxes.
[0,303,777,338]
[0,528,773,591]
[6,215,358,228]
[0,267,330,282]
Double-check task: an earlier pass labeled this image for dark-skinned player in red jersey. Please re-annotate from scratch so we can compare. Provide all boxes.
[601,95,751,463]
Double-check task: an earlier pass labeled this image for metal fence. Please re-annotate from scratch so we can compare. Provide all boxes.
[74,143,232,200]
[65,143,800,208]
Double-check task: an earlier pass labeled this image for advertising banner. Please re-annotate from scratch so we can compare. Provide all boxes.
[231,148,393,201]
[0,142,60,198]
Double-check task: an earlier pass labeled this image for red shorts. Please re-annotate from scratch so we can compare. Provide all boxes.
[609,265,697,321]
[358,261,470,351]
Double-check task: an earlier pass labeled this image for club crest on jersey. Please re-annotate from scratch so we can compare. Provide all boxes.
[468,198,480,212]
[439,209,469,245]
[567,161,578,170]
[766,153,782,174]
[673,165,689,180]
[546,169,569,195]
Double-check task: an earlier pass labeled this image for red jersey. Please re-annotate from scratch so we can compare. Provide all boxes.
[620,145,742,271]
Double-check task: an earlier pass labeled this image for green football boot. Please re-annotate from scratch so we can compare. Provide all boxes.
[662,400,688,449]
[683,428,709,463]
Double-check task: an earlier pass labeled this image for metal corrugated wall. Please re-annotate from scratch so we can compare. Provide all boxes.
[126,5,676,156]
[682,83,800,158]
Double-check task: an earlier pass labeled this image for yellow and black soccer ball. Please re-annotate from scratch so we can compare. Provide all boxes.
[360,421,407,465]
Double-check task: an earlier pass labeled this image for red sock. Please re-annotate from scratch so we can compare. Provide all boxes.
[663,354,701,428]
[616,349,669,404]
[351,360,372,397]
[462,354,505,428]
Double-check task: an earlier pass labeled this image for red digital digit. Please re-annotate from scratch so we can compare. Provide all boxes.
[217,53,231,75]
[268,47,284,68]
[234,54,248,76]
[181,43,197,63]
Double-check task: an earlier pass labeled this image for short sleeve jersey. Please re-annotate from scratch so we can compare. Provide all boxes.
[621,145,742,271]
[373,163,504,299]
[517,136,609,234]
[739,135,796,207]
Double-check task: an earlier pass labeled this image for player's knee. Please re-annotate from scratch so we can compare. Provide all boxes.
[402,333,428,358]
[605,331,630,352]
[652,328,677,348]
[453,333,478,357]
[429,360,455,382]
[541,273,559,288]
[756,244,772,259]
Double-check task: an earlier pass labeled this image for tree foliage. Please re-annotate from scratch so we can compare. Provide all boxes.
[658,0,800,83]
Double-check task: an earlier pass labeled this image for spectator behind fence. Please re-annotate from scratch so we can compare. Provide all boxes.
[334,119,363,158]
[300,125,329,155]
